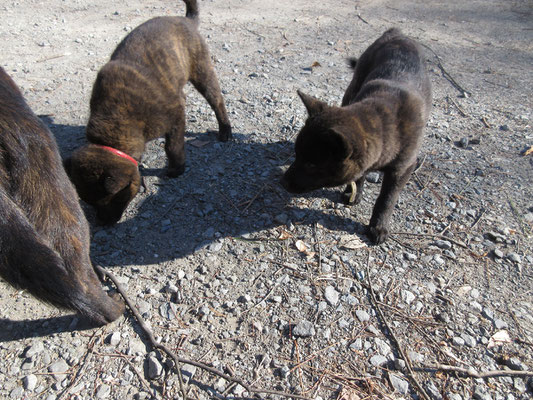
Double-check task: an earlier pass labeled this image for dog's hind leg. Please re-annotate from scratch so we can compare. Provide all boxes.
[190,62,232,142]
[0,189,123,325]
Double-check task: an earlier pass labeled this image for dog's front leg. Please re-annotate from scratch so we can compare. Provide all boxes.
[368,164,415,244]
[165,101,186,177]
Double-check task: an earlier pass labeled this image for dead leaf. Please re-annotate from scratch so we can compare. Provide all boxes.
[338,235,367,250]
[278,229,292,240]
[488,330,512,348]
[522,145,533,156]
[311,61,321,68]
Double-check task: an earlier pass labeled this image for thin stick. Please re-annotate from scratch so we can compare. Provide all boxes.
[392,231,469,249]
[96,265,312,400]
[365,253,431,400]
[421,43,470,97]
[418,364,533,379]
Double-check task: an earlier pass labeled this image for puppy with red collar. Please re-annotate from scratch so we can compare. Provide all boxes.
[66,0,231,224]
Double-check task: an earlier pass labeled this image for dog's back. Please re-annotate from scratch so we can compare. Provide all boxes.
[342,28,431,117]
[0,67,124,325]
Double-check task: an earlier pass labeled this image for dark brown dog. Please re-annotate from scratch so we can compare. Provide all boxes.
[281,28,431,244]
[0,67,124,325]
[66,0,232,224]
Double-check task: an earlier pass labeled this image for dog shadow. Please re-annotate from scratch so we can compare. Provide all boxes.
[1,118,369,339]
[43,120,369,267]
[0,315,102,342]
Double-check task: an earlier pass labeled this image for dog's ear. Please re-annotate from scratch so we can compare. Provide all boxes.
[297,90,327,116]
[325,128,352,161]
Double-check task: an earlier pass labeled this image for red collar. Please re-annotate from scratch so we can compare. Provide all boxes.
[96,145,138,167]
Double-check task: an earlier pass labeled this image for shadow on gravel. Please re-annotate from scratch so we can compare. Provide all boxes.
[0,315,97,342]
[44,121,368,269]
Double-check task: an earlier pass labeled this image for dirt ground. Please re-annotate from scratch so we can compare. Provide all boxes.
[1,0,532,399]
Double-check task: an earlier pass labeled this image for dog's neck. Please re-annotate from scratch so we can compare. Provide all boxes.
[95,145,138,167]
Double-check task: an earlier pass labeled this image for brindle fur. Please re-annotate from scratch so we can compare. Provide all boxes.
[281,28,432,244]
[66,0,231,224]
[0,67,124,325]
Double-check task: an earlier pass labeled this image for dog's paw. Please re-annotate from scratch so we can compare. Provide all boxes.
[167,164,185,178]
[368,225,389,245]
[217,124,232,142]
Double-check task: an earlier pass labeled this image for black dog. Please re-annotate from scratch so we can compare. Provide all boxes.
[0,67,124,325]
[282,28,432,244]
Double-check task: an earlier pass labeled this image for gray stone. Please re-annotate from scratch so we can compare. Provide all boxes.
[233,384,246,396]
[293,320,315,337]
[238,294,252,303]
[407,350,424,363]
[507,253,521,263]
[95,384,111,399]
[147,355,163,379]
[355,309,371,322]
[401,289,416,305]
[452,337,465,346]
[324,285,339,306]
[23,374,37,390]
[107,331,121,346]
[370,354,387,367]
[208,241,223,252]
[473,385,492,400]
[389,373,409,394]
[181,364,197,383]
[280,365,291,379]
[375,338,391,356]
[482,307,495,321]
[494,318,508,329]
[25,342,44,358]
[433,240,452,250]
[461,334,477,347]
[350,338,363,351]
[506,357,527,371]
[447,394,463,400]
[493,248,504,258]
[513,377,526,393]
[404,252,417,261]
[9,387,24,399]
[425,380,443,400]
[48,359,69,375]
[159,302,177,320]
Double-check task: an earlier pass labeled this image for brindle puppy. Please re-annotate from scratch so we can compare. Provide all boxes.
[0,67,124,325]
[66,0,232,224]
[282,28,432,244]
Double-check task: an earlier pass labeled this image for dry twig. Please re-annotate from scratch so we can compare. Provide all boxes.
[96,265,312,400]
[418,364,533,379]
[364,253,432,400]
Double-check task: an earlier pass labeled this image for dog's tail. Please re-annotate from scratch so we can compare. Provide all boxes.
[0,189,124,326]
[183,0,199,23]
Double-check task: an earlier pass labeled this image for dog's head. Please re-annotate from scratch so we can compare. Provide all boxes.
[281,91,366,193]
[65,145,141,224]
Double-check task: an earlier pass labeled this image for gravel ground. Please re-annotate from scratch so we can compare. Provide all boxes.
[1,1,532,399]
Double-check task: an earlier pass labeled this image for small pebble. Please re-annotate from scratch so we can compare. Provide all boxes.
[293,320,315,337]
